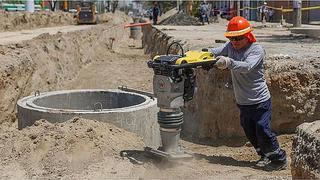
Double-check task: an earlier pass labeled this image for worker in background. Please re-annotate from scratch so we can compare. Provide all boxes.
[207,16,287,171]
[220,5,228,18]
[147,8,153,21]
[199,2,209,25]
[152,2,160,25]
[268,9,275,22]
[261,2,268,23]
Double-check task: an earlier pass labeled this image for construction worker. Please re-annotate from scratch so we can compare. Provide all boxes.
[208,16,287,171]
[152,2,160,25]
[199,2,209,25]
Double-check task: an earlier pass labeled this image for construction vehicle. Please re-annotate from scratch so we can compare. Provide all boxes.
[146,42,217,160]
[76,1,97,24]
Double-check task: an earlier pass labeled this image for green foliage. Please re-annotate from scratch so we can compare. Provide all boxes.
[192,1,201,17]
[1,0,41,4]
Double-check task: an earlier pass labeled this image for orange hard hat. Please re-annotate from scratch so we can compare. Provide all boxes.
[224,16,252,37]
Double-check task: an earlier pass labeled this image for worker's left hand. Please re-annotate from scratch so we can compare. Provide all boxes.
[215,56,231,70]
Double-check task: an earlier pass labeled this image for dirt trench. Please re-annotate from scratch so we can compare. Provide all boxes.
[142,25,320,140]
[0,11,316,179]
[0,12,133,124]
[142,24,320,178]
[0,12,154,179]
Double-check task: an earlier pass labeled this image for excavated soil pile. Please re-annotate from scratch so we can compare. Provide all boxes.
[0,11,75,32]
[0,118,144,179]
[291,120,320,179]
[0,118,293,179]
[0,11,111,32]
[160,12,201,26]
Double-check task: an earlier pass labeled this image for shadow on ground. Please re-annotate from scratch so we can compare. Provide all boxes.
[194,153,256,168]
[120,149,194,169]
[121,149,259,171]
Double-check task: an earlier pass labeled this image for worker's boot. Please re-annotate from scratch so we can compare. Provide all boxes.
[263,149,287,171]
[264,159,287,171]
[255,156,271,168]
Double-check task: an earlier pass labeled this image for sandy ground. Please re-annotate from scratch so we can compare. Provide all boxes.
[0,12,302,179]
[65,42,153,92]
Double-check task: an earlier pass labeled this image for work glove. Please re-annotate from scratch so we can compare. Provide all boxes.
[215,56,231,70]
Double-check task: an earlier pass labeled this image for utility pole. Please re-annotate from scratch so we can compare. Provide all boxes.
[186,0,192,15]
[293,0,302,27]
[63,0,68,12]
[237,0,240,16]
[177,0,180,12]
[25,0,35,12]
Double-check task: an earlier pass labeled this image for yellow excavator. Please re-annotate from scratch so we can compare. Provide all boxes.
[76,1,97,24]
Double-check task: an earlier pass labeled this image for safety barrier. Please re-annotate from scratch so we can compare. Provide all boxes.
[212,4,320,15]
[240,5,320,13]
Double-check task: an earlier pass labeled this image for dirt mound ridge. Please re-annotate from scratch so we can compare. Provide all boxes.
[0,118,144,179]
[0,11,75,32]
[160,12,201,26]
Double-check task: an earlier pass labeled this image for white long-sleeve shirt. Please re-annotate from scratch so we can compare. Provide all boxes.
[210,42,270,105]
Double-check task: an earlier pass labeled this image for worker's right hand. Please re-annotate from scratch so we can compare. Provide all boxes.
[215,56,230,70]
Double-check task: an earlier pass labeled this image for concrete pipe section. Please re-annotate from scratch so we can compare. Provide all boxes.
[17,89,160,147]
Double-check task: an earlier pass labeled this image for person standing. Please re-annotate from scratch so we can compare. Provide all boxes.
[199,2,209,25]
[152,2,160,25]
[268,9,275,22]
[207,16,287,171]
[261,2,268,23]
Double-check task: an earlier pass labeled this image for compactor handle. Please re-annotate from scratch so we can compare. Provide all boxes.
[166,42,184,57]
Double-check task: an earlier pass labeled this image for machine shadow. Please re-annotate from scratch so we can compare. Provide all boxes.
[119,149,188,169]
[194,153,256,168]
[120,150,257,169]
[120,150,153,164]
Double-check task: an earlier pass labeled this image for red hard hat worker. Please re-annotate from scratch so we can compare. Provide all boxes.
[224,16,257,46]
[207,16,288,171]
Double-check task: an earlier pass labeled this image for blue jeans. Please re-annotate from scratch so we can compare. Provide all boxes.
[237,98,286,162]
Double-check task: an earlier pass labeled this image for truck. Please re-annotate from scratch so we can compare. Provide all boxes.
[76,2,97,24]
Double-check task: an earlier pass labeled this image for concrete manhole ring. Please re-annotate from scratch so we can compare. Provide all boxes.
[17,89,160,146]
